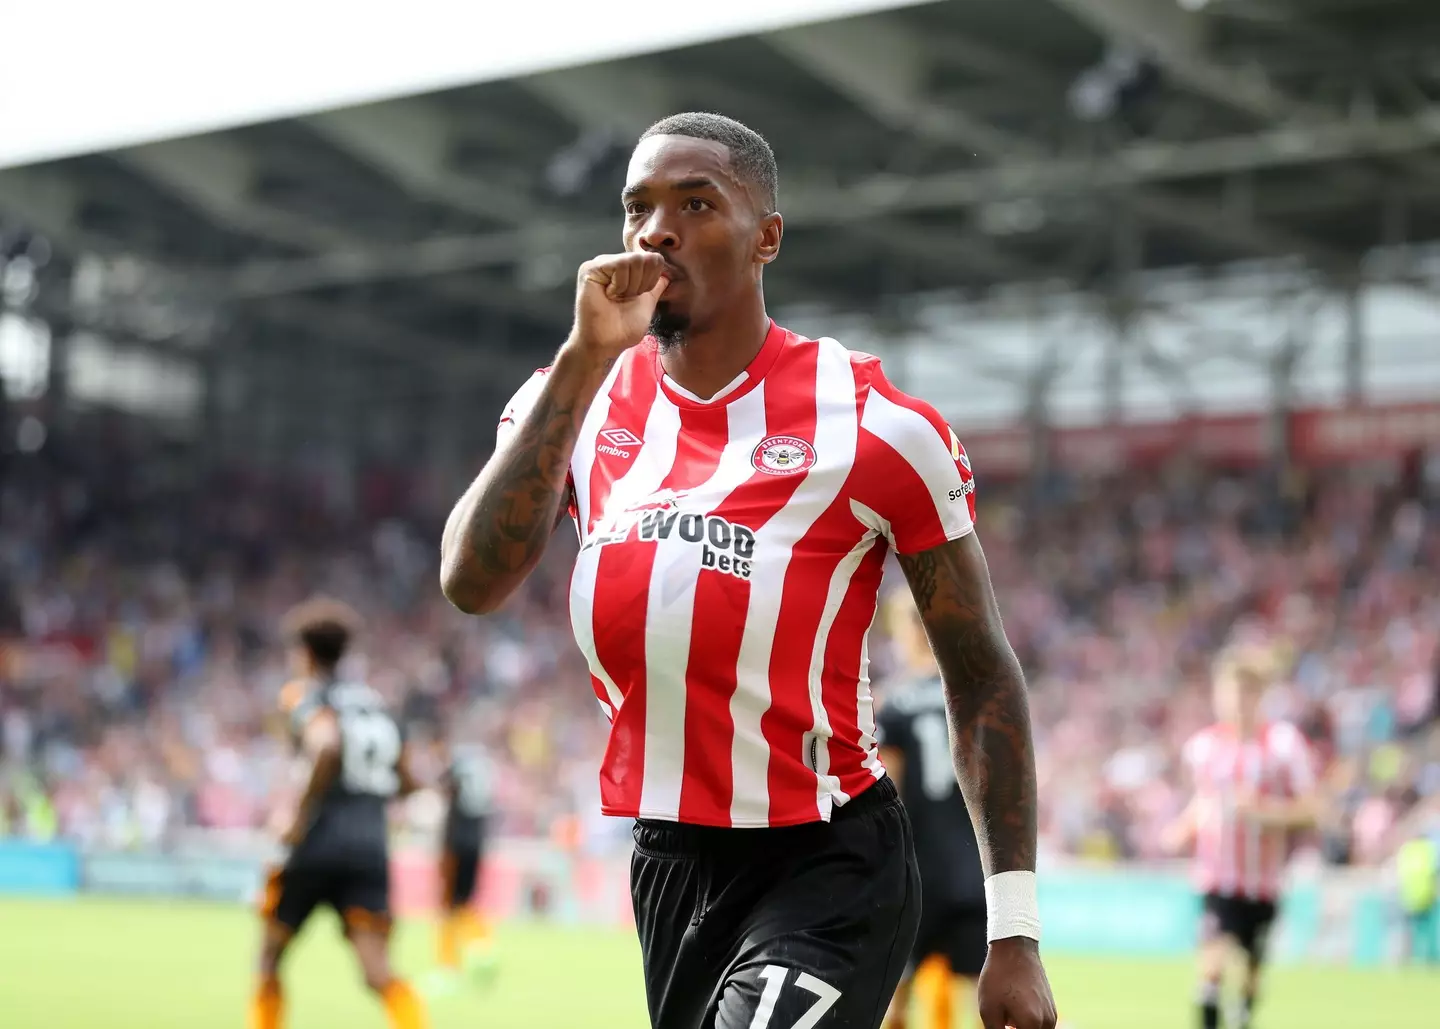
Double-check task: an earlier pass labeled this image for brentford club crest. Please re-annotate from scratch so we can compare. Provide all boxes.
[751,435,817,475]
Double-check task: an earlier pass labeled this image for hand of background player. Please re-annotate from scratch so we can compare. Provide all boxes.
[569,252,671,359]
[978,937,1057,1029]
[1233,789,1287,827]
[278,818,305,850]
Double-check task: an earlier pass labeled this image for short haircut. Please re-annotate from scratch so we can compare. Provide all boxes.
[1214,643,1279,688]
[639,112,778,214]
[282,596,361,671]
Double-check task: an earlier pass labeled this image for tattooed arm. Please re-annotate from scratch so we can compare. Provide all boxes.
[439,346,611,614]
[440,251,669,615]
[896,531,1036,878]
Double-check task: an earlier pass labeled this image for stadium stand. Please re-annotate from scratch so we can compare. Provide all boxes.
[1,412,1433,868]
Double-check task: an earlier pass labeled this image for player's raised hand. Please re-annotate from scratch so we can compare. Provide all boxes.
[570,252,671,359]
[978,937,1057,1029]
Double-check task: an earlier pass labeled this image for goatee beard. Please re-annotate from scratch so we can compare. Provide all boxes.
[650,305,690,353]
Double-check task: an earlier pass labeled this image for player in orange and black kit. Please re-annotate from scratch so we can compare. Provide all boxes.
[878,593,987,1029]
[436,740,497,977]
[251,597,429,1029]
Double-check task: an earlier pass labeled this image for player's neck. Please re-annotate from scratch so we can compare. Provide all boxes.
[1223,718,1262,740]
[659,302,771,401]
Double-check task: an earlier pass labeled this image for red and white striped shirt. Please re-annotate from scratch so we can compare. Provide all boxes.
[1182,721,1316,901]
[497,321,977,828]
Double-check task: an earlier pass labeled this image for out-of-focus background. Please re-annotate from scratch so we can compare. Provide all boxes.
[2,0,1439,1026]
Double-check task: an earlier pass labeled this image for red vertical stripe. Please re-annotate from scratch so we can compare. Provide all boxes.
[660,405,727,491]
[1191,726,1302,901]
[849,429,946,548]
[824,542,889,799]
[829,358,886,802]
[586,352,660,536]
[657,403,738,825]
[679,342,819,825]
[588,351,665,816]
[759,346,859,823]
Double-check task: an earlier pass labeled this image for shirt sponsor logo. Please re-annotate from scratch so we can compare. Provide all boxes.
[583,488,688,550]
[947,480,975,504]
[637,510,755,580]
[581,488,755,579]
[751,435,817,476]
[597,427,643,459]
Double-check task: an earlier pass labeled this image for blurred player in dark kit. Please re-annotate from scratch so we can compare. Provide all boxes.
[436,733,498,979]
[878,591,987,1029]
[252,598,428,1029]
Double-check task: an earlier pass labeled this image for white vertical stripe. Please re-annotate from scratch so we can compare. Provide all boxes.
[848,499,887,782]
[1227,741,1246,897]
[569,560,623,714]
[1244,744,1262,899]
[569,384,679,716]
[857,606,884,780]
[805,531,880,816]
[570,361,623,535]
[730,338,858,827]
[1217,739,1236,897]
[638,385,768,820]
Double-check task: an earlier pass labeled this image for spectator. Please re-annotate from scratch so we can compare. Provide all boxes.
[0,412,1436,865]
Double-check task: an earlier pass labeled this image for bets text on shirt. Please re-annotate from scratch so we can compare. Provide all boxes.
[637,509,756,580]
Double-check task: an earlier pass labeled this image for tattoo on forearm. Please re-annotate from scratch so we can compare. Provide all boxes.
[898,538,1038,875]
[445,358,614,606]
[465,377,599,576]
[469,403,571,571]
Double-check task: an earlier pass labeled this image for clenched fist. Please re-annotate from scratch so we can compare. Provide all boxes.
[979,937,1057,1029]
[571,252,672,359]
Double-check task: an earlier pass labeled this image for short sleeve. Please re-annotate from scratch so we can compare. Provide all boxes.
[1274,723,1316,794]
[496,368,552,448]
[858,372,976,555]
[1181,730,1209,779]
[495,367,576,514]
[279,680,318,737]
[290,695,324,739]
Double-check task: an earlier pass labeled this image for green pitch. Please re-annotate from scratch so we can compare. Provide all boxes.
[0,897,1434,1028]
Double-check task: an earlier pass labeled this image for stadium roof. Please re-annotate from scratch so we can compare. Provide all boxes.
[3,0,1439,449]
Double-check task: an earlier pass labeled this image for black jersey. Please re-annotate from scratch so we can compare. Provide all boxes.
[286,679,404,863]
[443,744,495,850]
[876,676,985,911]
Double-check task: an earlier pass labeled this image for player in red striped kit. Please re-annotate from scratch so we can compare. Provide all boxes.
[441,112,1055,1029]
[1165,645,1320,1029]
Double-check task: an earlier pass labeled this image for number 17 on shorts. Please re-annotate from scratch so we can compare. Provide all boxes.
[740,967,841,1029]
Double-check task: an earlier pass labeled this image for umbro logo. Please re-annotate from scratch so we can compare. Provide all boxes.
[598,427,642,459]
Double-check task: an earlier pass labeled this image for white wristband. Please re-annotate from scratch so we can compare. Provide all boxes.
[984,870,1042,943]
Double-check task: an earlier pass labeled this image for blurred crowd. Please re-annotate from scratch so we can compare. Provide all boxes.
[0,409,1436,869]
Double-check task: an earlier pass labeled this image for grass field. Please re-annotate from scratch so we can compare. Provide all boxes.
[0,897,1436,1028]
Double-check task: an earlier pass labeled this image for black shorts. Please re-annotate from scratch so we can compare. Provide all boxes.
[261,852,391,938]
[631,776,921,1029]
[910,904,987,979]
[442,839,485,908]
[1201,893,1277,962]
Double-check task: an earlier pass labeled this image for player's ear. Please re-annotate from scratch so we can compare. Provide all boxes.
[755,212,783,265]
